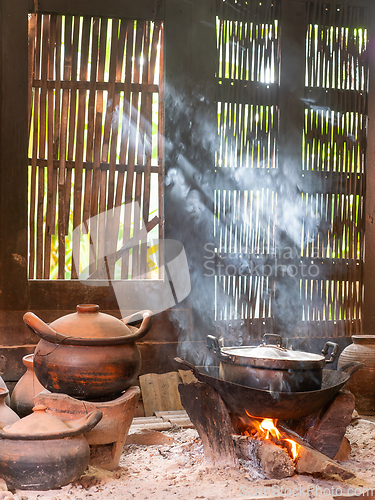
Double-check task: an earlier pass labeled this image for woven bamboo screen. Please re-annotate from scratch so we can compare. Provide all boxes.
[302,2,367,337]
[28,14,164,280]
[215,0,280,337]
[215,0,368,339]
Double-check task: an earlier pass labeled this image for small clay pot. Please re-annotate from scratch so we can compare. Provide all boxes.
[0,405,102,490]
[0,376,10,406]
[10,354,46,417]
[337,335,375,415]
[0,388,19,426]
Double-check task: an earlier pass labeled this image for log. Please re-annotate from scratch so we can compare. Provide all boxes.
[303,390,355,459]
[279,423,355,481]
[178,381,239,467]
[286,390,355,459]
[257,442,295,479]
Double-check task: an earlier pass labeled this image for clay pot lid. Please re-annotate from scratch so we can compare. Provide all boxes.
[49,304,131,339]
[2,405,72,437]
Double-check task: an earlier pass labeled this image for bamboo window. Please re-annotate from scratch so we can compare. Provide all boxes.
[28,14,164,280]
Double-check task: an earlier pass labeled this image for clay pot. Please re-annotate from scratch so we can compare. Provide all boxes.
[0,388,19,426]
[0,377,10,406]
[35,386,141,470]
[10,354,46,417]
[23,305,154,400]
[0,404,102,490]
[337,335,375,415]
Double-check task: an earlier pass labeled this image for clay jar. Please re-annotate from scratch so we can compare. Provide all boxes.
[0,388,19,426]
[0,405,102,490]
[10,354,46,417]
[337,335,375,415]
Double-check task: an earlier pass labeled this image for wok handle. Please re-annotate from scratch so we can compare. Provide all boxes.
[207,335,229,359]
[263,333,283,347]
[174,357,200,377]
[338,361,363,376]
[322,341,339,363]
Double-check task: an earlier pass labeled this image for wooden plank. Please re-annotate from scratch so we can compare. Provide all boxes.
[30,0,164,20]
[0,0,29,309]
[72,16,90,279]
[29,15,42,280]
[362,2,375,333]
[28,278,166,311]
[82,17,99,225]
[44,14,57,279]
[57,15,73,279]
[89,17,107,276]
[139,371,184,417]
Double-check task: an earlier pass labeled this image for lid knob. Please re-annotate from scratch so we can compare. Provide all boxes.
[32,405,47,413]
[76,304,100,314]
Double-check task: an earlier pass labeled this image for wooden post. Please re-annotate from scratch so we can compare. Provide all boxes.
[164,0,217,357]
[0,0,29,311]
[273,0,307,336]
[363,3,375,333]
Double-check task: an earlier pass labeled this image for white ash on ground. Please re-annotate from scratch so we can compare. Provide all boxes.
[7,418,375,500]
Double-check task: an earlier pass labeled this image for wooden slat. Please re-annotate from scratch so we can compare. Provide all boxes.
[57,15,73,279]
[139,372,184,417]
[29,157,161,174]
[71,16,90,279]
[82,17,99,226]
[89,17,107,276]
[31,0,164,21]
[29,14,42,279]
[43,14,57,279]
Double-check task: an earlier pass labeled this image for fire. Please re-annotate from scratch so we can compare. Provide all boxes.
[259,418,281,440]
[284,438,300,460]
[244,410,300,460]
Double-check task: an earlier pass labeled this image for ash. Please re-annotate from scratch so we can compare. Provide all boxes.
[7,419,375,500]
[236,438,265,481]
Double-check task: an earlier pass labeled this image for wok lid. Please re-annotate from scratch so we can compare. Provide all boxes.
[207,334,338,370]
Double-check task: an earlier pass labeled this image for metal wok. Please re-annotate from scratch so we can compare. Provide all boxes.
[175,358,361,420]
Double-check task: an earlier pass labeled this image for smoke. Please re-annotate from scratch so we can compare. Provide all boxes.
[163,82,329,365]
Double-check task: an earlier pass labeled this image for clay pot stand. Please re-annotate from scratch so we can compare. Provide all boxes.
[35,386,140,470]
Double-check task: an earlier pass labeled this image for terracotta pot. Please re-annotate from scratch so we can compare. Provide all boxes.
[0,388,19,426]
[337,335,375,415]
[23,305,154,400]
[0,377,10,406]
[0,404,102,490]
[10,354,46,417]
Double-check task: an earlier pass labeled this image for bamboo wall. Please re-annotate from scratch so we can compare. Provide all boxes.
[214,0,367,341]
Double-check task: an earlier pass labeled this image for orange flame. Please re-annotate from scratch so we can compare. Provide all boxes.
[284,438,300,460]
[244,410,300,460]
[259,418,281,440]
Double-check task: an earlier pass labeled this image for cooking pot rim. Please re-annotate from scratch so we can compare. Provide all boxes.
[219,345,326,370]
